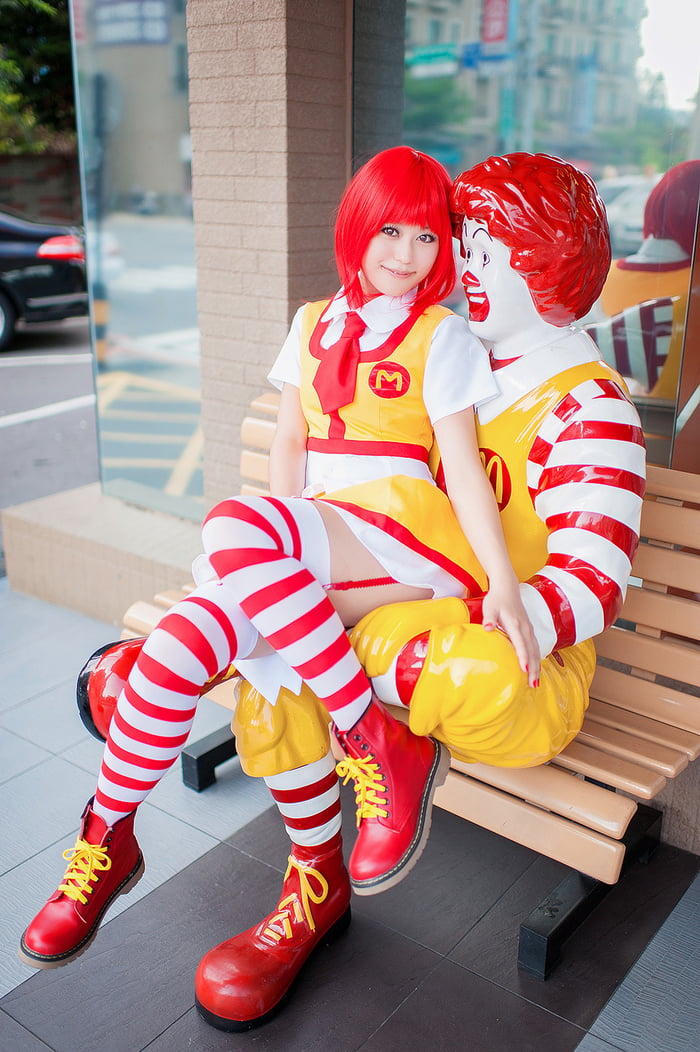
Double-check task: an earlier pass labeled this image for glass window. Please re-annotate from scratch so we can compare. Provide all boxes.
[397,0,700,471]
[428,19,442,44]
[71,0,202,520]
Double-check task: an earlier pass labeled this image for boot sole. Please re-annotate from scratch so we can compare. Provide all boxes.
[351,739,451,897]
[194,906,352,1032]
[17,854,146,970]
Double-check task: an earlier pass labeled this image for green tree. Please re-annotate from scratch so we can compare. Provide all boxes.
[402,72,472,169]
[0,0,75,153]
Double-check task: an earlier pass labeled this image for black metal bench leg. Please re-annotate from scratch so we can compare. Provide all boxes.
[181,726,238,791]
[517,803,663,979]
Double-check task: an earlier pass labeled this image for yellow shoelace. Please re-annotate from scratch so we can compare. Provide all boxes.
[261,858,329,942]
[336,754,389,828]
[57,838,112,905]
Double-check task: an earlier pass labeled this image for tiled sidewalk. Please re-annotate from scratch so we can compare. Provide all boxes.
[1,577,698,1051]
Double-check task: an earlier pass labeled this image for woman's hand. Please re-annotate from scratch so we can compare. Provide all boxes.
[481,576,541,688]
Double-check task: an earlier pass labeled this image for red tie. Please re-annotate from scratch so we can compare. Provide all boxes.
[312,311,366,414]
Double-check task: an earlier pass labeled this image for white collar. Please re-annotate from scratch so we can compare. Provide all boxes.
[477,328,601,424]
[323,288,417,333]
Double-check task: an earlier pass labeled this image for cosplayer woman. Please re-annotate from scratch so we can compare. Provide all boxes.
[20,147,538,1029]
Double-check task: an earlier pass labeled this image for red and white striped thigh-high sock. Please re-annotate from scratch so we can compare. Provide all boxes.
[201,495,373,732]
[93,580,259,826]
[264,752,342,848]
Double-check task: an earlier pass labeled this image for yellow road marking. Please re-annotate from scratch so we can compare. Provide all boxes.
[166,425,204,496]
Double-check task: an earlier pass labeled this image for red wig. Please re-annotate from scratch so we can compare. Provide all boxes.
[643,160,700,258]
[451,153,611,324]
[335,146,456,312]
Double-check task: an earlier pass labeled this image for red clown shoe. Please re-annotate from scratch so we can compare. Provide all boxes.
[76,637,146,741]
[76,637,240,742]
[19,799,144,968]
[334,697,450,895]
[195,834,351,1031]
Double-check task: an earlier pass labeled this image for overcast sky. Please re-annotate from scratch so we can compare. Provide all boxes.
[640,0,700,111]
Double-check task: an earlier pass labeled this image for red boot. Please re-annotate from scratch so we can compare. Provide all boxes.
[334,699,450,896]
[76,637,240,742]
[18,800,144,969]
[195,834,351,1031]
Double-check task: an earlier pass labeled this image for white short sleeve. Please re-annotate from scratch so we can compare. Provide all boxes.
[268,304,306,390]
[423,313,499,424]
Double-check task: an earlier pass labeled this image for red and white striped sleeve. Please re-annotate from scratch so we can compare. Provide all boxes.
[519,376,646,657]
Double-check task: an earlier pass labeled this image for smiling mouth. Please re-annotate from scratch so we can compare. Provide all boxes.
[462,282,490,323]
[382,266,413,278]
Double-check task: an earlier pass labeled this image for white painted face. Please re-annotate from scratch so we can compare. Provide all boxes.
[360,222,439,299]
[459,217,538,343]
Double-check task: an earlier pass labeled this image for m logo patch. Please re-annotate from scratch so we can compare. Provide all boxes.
[479,448,512,511]
[368,362,411,398]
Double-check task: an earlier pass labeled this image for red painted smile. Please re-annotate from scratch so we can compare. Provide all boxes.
[462,271,490,323]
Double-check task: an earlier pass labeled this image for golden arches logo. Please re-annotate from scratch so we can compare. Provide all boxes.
[368,362,411,399]
[479,448,512,510]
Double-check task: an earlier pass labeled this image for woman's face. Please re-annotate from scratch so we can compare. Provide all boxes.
[360,222,440,299]
[459,218,538,342]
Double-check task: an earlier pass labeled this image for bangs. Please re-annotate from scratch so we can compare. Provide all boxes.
[335,146,456,310]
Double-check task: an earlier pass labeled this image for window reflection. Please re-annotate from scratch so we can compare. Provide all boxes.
[402,0,700,470]
[71,0,202,519]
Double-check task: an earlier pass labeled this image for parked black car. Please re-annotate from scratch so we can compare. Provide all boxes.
[0,208,88,350]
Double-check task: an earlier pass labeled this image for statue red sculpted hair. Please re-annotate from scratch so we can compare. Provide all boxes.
[451,152,611,325]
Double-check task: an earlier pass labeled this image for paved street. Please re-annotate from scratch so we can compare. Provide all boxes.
[0,319,99,567]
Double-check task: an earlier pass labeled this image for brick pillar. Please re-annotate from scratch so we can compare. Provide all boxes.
[186,0,350,504]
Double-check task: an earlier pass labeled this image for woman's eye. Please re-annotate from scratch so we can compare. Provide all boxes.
[418,232,436,243]
[381,225,398,237]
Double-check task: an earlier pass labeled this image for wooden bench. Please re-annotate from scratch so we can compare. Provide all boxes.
[121,392,700,978]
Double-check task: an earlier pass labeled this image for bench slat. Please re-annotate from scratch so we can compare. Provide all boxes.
[241,416,276,451]
[122,600,169,636]
[595,627,700,693]
[450,758,636,839]
[434,771,626,884]
[240,449,270,485]
[645,463,700,504]
[250,392,280,416]
[590,663,700,736]
[576,717,688,778]
[632,544,700,595]
[586,697,700,760]
[552,740,667,799]
[620,583,700,639]
[153,587,192,607]
[640,499,700,553]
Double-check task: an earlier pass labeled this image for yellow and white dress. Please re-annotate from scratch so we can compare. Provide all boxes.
[270,288,498,598]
